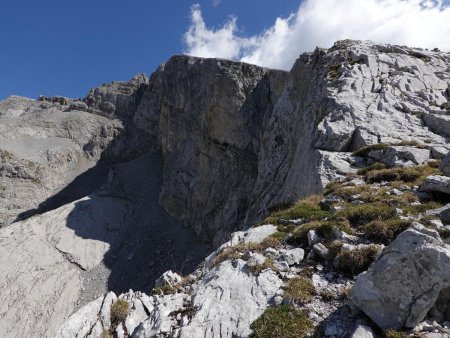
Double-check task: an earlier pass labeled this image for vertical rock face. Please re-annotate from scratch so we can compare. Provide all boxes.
[151,41,450,244]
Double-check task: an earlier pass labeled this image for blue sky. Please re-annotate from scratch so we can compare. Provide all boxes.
[0,0,298,100]
[1,0,449,100]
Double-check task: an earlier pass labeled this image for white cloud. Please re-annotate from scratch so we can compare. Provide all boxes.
[183,0,450,70]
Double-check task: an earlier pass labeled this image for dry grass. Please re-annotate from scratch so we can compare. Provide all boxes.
[337,202,397,227]
[111,299,129,325]
[212,237,282,267]
[363,219,411,244]
[385,330,409,338]
[365,164,440,185]
[283,276,315,304]
[335,245,381,276]
[265,195,330,225]
[248,258,276,275]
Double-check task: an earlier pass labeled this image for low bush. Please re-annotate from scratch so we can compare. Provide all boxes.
[335,245,381,276]
[250,305,313,338]
[357,162,387,175]
[363,219,411,244]
[283,276,315,304]
[111,299,129,325]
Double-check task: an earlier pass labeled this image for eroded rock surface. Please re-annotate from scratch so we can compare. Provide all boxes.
[350,224,450,330]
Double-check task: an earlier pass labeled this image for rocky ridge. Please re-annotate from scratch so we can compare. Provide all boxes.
[0,39,449,337]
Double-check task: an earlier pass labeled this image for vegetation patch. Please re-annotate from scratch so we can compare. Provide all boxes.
[363,219,411,244]
[365,164,439,184]
[337,202,396,227]
[357,162,387,175]
[283,276,315,304]
[110,299,129,325]
[288,218,352,246]
[385,330,409,338]
[352,143,390,157]
[101,329,114,338]
[265,195,331,225]
[212,237,282,267]
[335,245,381,276]
[153,284,176,296]
[248,258,276,275]
[250,305,313,338]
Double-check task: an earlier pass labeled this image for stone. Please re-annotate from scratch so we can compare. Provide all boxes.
[431,146,450,160]
[69,101,88,111]
[54,296,104,338]
[350,224,450,330]
[427,204,450,224]
[247,253,266,267]
[441,152,450,177]
[263,247,280,259]
[350,324,376,338]
[313,243,332,260]
[308,229,322,246]
[154,270,183,288]
[368,146,430,167]
[179,260,282,338]
[274,261,290,272]
[281,248,305,265]
[421,176,450,195]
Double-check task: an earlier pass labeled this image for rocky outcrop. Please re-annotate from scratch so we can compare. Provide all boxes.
[0,39,449,337]
[350,224,450,330]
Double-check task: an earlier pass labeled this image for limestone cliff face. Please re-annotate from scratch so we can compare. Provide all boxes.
[146,41,450,244]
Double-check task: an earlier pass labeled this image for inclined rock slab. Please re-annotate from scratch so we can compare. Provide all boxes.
[421,175,450,195]
[179,259,282,338]
[54,296,104,338]
[0,195,130,338]
[350,224,450,330]
[368,146,430,167]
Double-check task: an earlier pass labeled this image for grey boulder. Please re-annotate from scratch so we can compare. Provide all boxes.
[350,224,450,330]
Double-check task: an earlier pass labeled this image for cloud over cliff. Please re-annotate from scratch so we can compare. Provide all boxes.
[184,0,450,70]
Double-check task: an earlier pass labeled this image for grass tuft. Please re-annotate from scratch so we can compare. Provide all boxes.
[111,299,129,325]
[250,305,313,338]
[335,245,381,276]
[283,276,315,304]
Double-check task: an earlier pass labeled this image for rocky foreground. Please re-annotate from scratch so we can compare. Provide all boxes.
[0,40,449,337]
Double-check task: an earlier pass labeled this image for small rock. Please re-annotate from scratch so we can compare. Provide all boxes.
[281,248,305,265]
[308,230,321,246]
[313,243,332,260]
[263,247,279,260]
[274,261,289,272]
[350,324,376,338]
[273,296,283,306]
[421,175,450,195]
[69,101,88,112]
[155,270,183,288]
[247,253,266,267]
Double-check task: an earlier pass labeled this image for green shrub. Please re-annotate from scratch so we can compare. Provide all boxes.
[335,245,381,276]
[363,219,410,244]
[250,305,313,338]
[283,276,315,304]
[111,299,129,325]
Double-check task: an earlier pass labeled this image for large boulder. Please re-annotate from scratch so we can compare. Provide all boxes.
[179,260,282,338]
[368,146,430,167]
[350,224,450,330]
[440,152,450,176]
[421,175,450,195]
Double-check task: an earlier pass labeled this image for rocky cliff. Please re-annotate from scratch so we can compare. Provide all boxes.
[0,40,449,337]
